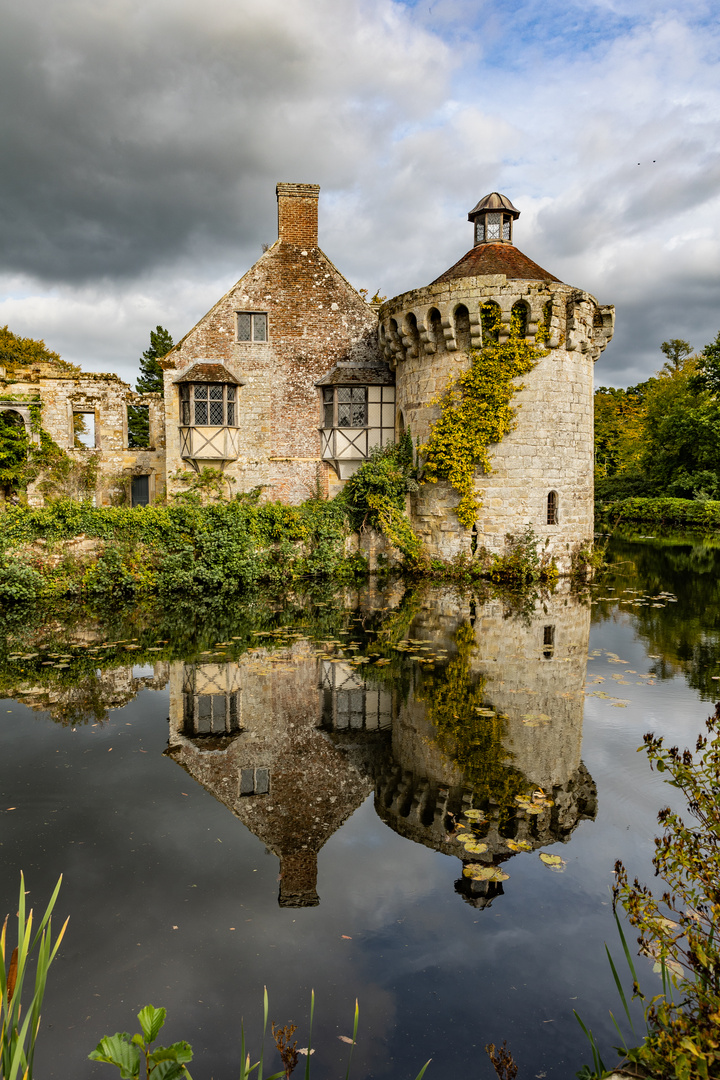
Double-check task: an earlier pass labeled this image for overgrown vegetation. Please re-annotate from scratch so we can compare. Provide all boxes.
[596,497,720,531]
[420,304,547,528]
[0,326,79,376]
[341,434,421,559]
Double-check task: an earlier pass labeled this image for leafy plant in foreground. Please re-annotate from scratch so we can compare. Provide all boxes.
[89,1005,193,1080]
[1,873,67,1080]
[91,990,431,1080]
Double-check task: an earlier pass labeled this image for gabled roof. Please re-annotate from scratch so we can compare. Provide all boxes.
[174,362,244,385]
[431,242,561,285]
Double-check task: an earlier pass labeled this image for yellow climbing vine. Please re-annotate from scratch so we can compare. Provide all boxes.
[420,303,550,528]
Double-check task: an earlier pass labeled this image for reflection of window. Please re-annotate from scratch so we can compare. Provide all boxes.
[547,491,559,525]
[179,384,236,426]
[183,688,241,737]
[240,768,270,796]
[73,412,95,448]
[237,312,268,342]
[543,625,555,660]
[127,404,150,447]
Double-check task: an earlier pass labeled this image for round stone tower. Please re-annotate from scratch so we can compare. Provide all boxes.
[378,193,615,573]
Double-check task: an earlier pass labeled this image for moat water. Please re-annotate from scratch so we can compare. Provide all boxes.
[1,535,719,1080]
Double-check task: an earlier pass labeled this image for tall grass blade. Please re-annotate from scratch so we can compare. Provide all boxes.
[605,944,635,1034]
[613,909,638,985]
[343,999,359,1080]
[573,1010,606,1076]
[413,1060,432,1079]
[304,989,314,1080]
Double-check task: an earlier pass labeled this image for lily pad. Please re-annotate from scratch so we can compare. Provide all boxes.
[539,853,566,872]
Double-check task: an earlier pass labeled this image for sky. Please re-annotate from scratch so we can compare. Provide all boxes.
[0,0,719,389]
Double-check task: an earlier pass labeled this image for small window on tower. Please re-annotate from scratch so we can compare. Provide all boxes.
[237,312,268,342]
[547,491,559,525]
[543,625,555,659]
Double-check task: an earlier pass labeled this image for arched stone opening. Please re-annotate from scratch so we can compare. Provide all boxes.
[454,304,471,351]
[480,301,501,343]
[427,308,444,353]
[547,490,559,525]
[511,300,529,339]
[403,312,420,359]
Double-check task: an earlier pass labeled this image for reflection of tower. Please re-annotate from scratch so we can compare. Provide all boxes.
[374,582,597,908]
[166,642,391,907]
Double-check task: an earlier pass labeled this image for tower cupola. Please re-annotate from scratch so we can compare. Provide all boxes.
[468,192,520,246]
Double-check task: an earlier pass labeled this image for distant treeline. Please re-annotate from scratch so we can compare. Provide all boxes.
[595,334,720,503]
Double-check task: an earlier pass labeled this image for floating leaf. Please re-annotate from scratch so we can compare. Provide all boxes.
[463,809,486,822]
[463,864,509,882]
[539,853,566,872]
[506,840,532,853]
[463,841,488,855]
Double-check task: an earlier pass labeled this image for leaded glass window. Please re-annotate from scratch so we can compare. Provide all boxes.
[237,312,268,342]
[502,219,511,240]
[336,386,367,427]
[179,384,237,426]
[475,221,485,243]
[486,212,501,241]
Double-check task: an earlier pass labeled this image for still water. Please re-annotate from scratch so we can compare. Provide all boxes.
[1,535,719,1080]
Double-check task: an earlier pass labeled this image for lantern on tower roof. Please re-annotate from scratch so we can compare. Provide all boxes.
[468,192,520,246]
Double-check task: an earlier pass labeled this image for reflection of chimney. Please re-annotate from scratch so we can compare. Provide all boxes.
[278,852,320,908]
[276,183,320,246]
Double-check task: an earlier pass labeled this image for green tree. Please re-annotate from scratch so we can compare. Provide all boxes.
[640,358,720,498]
[0,326,79,374]
[660,338,693,374]
[0,411,30,498]
[136,326,173,395]
[694,330,720,399]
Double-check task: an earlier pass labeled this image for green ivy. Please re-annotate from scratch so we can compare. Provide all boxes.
[421,306,548,528]
[341,435,422,559]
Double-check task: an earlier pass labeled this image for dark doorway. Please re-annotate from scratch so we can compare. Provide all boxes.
[131,474,150,507]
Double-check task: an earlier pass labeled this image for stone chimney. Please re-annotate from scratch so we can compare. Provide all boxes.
[278,851,320,907]
[276,182,320,246]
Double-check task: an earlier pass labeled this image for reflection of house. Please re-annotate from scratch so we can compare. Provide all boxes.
[165,644,391,906]
[374,583,597,908]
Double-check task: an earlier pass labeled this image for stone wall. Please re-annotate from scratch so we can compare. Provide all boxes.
[162,183,381,504]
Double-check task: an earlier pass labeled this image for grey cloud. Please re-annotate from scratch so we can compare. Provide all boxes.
[0,0,450,283]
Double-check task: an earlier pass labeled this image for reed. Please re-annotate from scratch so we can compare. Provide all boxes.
[0,873,67,1080]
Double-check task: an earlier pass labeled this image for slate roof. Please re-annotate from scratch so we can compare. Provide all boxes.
[431,242,561,285]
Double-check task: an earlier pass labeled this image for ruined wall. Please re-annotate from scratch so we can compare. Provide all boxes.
[379,276,614,572]
[0,363,166,506]
[162,184,381,504]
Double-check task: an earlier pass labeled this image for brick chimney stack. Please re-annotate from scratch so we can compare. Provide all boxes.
[276,182,320,246]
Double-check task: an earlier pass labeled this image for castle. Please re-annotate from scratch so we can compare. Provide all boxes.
[1,182,614,571]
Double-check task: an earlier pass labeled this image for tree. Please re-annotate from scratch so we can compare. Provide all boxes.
[0,325,79,374]
[694,330,720,398]
[136,326,173,395]
[660,338,693,374]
